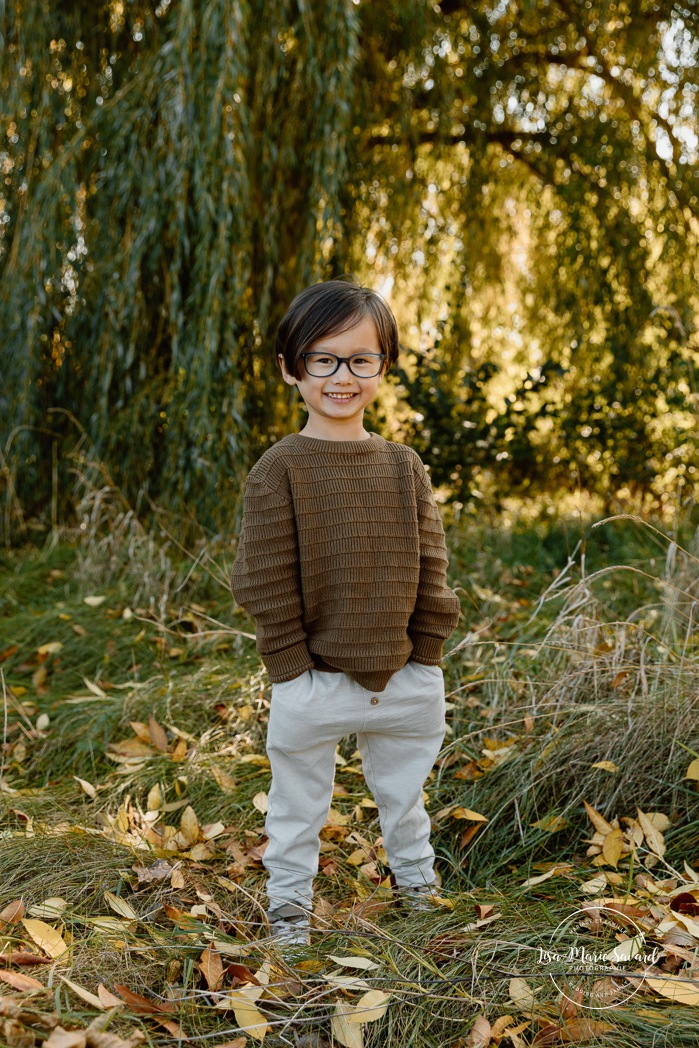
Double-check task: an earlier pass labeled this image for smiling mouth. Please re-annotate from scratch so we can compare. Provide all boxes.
[324,392,358,400]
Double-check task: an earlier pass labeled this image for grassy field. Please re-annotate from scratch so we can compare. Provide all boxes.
[1,502,698,1047]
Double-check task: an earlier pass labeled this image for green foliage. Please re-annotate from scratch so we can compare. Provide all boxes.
[0,0,359,532]
[344,0,699,504]
[393,342,568,506]
[1,0,698,537]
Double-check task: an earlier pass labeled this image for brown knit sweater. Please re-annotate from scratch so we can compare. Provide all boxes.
[230,432,461,692]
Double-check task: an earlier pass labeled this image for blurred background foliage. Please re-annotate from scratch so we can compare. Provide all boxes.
[1,0,698,539]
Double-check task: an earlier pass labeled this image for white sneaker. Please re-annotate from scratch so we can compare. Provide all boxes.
[268,907,311,947]
[396,883,443,912]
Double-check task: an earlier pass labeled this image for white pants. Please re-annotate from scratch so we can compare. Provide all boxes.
[263,660,446,914]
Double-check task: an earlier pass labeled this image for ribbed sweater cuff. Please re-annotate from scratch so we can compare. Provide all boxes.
[262,643,315,683]
[409,632,445,665]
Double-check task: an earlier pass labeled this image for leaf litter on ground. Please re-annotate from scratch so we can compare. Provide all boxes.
[2,520,699,1045]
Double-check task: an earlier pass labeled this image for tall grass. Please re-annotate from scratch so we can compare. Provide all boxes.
[1,490,698,1046]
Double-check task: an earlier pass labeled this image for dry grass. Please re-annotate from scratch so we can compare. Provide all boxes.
[1,503,699,1046]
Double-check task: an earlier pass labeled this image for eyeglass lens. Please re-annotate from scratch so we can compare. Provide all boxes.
[304,353,383,378]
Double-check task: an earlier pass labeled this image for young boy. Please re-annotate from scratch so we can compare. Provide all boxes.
[230,276,461,945]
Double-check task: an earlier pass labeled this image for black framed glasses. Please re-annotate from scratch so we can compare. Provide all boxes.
[301,352,386,378]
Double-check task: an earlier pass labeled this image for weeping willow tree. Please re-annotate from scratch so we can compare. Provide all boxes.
[1,0,698,538]
[0,0,358,535]
[341,0,699,508]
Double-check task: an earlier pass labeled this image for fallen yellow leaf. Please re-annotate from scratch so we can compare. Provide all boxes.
[325,807,352,825]
[37,642,63,655]
[148,713,169,753]
[104,892,138,921]
[580,874,607,895]
[490,1016,519,1038]
[637,808,666,857]
[253,792,269,814]
[623,816,644,848]
[97,984,123,1008]
[217,991,270,1040]
[211,766,237,793]
[520,864,571,888]
[349,989,390,1024]
[22,918,68,959]
[170,738,188,761]
[674,912,699,939]
[74,776,97,799]
[332,1002,363,1047]
[147,783,163,811]
[180,805,200,845]
[42,1026,85,1048]
[465,1014,492,1047]
[28,898,67,919]
[684,861,699,883]
[199,947,224,992]
[509,977,537,1011]
[647,812,671,832]
[583,800,614,836]
[602,827,625,868]
[58,974,105,1010]
[328,956,379,971]
[325,973,373,993]
[645,975,699,1006]
[450,807,488,822]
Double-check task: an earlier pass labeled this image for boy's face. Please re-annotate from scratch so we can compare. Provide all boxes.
[278,316,385,435]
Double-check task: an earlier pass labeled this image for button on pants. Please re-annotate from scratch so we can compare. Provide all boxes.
[263,661,446,914]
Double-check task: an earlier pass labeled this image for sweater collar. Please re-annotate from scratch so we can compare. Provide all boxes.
[281,432,384,454]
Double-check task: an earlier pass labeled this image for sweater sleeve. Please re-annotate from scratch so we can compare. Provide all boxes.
[408,457,461,664]
[230,474,314,682]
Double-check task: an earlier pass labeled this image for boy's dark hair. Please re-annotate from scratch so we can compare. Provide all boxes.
[276,274,399,380]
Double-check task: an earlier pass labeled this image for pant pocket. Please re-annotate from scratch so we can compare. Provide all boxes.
[410,661,444,677]
[408,661,445,698]
[268,671,314,751]
[383,664,446,737]
[272,669,311,692]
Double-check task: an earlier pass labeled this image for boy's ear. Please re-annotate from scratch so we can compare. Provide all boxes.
[278,353,297,387]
